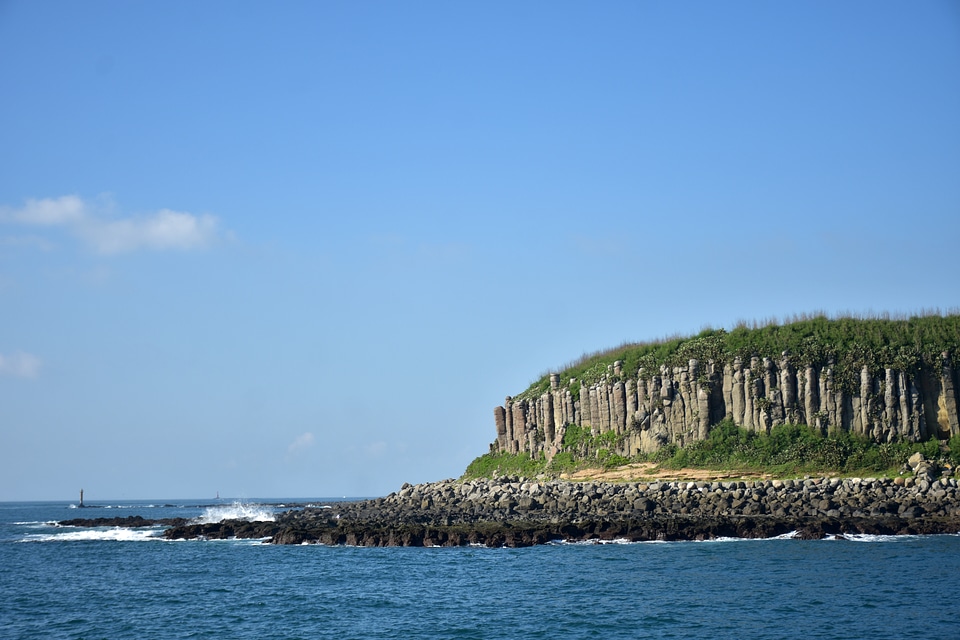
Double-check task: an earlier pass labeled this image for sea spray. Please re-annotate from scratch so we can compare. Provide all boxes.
[23,528,164,543]
[196,501,275,524]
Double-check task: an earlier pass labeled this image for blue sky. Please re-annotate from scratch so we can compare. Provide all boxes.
[1,1,958,500]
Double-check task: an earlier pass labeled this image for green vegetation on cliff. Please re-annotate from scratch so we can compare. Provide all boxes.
[474,312,960,482]
[463,423,960,481]
[518,312,960,400]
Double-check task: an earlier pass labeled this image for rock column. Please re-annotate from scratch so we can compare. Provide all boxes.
[494,406,507,451]
[940,353,960,437]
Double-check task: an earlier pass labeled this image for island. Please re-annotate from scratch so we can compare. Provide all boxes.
[70,314,960,545]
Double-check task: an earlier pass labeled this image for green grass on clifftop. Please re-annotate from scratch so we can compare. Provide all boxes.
[518,312,960,400]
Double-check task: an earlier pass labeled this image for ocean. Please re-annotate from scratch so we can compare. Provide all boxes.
[2,499,958,639]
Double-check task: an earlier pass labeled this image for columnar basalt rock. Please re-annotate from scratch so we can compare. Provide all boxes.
[493,406,507,452]
[940,353,959,438]
[625,379,637,427]
[708,360,725,425]
[750,359,765,433]
[722,363,734,421]
[804,366,819,432]
[492,356,960,459]
[590,386,601,431]
[599,384,612,432]
[510,400,525,454]
[884,368,899,441]
[858,365,872,438]
[613,382,626,434]
[731,358,750,428]
[697,386,710,440]
[823,362,838,433]
[780,353,798,424]
[542,393,555,449]
[578,384,590,426]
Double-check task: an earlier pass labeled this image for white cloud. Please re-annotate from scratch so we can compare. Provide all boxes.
[287,432,315,456]
[5,195,86,226]
[0,352,42,378]
[1,195,222,254]
[80,209,220,254]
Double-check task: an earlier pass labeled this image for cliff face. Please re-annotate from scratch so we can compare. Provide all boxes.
[492,353,960,459]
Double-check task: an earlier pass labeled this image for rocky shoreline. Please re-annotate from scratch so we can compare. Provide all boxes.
[147,471,960,546]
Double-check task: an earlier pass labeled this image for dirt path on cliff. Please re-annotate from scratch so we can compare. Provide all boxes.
[559,462,777,483]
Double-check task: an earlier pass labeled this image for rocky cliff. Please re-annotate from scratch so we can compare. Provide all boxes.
[492,318,960,460]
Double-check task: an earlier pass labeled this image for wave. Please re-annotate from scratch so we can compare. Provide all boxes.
[550,538,669,546]
[563,531,959,544]
[707,532,800,542]
[164,536,273,545]
[837,533,945,543]
[20,527,165,543]
[195,501,275,524]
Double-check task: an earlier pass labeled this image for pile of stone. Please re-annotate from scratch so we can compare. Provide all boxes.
[160,470,960,546]
[331,472,960,525]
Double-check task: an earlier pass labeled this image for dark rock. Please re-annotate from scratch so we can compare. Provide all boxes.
[147,477,960,546]
[60,516,188,528]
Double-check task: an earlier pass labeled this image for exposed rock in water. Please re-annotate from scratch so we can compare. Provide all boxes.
[156,477,960,546]
[59,515,189,528]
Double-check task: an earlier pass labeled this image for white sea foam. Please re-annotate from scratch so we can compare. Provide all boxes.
[195,501,275,524]
[550,532,805,546]
[21,527,164,543]
[552,538,665,546]
[839,533,925,543]
[707,531,800,542]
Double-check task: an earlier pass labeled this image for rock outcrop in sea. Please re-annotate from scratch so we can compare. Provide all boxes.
[159,465,960,545]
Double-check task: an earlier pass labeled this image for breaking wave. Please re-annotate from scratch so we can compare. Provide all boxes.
[839,533,925,543]
[21,528,164,543]
[195,501,275,524]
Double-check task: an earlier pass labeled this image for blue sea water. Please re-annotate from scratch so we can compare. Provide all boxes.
[2,500,959,639]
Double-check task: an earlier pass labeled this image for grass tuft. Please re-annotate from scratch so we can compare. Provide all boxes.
[516,311,960,400]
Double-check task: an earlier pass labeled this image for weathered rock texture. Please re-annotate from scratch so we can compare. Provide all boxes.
[493,354,960,459]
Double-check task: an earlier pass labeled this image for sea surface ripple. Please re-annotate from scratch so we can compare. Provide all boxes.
[2,500,958,639]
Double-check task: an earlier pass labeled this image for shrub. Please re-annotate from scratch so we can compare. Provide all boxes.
[546,451,577,474]
[462,452,545,479]
[653,419,946,476]
[950,434,960,466]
